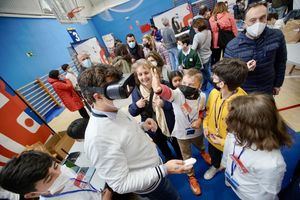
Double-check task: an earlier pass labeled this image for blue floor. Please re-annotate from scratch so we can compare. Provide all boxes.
[166,127,300,200]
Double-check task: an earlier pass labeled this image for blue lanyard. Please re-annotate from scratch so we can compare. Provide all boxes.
[231,143,245,176]
[91,112,108,118]
[42,178,101,198]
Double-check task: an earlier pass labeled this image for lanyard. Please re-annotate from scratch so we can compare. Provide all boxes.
[231,143,245,176]
[42,178,101,198]
[213,94,226,132]
[185,97,201,123]
[91,112,108,118]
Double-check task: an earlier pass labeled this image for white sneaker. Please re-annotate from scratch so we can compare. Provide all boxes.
[204,166,218,180]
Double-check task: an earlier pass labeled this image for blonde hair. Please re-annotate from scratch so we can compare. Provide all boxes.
[183,68,203,85]
[212,2,228,18]
[142,34,156,51]
[131,59,160,85]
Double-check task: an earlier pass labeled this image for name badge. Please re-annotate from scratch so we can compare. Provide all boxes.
[181,102,192,114]
[186,127,195,135]
[189,58,193,62]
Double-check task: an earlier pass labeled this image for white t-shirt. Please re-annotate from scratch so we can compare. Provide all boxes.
[221,133,286,200]
[170,88,206,140]
[65,72,78,89]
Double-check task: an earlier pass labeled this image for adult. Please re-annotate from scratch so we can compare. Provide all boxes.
[78,64,191,199]
[48,70,89,119]
[189,5,211,44]
[150,25,163,42]
[146,51,170,80]
[224,2,287,95]
[61,64,78,89]
[142,34,171,68]
[209,2,238,65]
[161,17,179,71]
[272,0,288,19]
[112,44,132,73]
[192,18,213,90]
[126,33,144,63]
[76,53,93,73]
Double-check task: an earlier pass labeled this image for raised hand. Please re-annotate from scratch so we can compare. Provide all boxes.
[151,68,162,94]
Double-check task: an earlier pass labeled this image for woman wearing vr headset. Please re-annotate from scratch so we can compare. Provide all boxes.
[129,59,182,161]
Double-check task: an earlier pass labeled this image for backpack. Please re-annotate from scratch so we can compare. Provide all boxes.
[215,17,235,49]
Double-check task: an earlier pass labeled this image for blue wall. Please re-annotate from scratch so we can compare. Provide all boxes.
[0,17,101,89]
[91,0,174,44]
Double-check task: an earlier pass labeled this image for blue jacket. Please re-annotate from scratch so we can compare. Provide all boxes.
[128,86,175,133]
[224,27,287,94]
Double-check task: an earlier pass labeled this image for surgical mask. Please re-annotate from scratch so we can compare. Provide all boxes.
[177,44,183,51]
[112,96,132,109]
[246,22,266,38]
[150,60,158,67]
[82,59,92,68]
[48,165,76,194]
[179,85,199,100]
[128,42,136,49]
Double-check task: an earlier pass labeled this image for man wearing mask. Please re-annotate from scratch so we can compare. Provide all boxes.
[76,53,93,73]
[126,33,145,63]
[0,150,111,200]
[224,2,287,95]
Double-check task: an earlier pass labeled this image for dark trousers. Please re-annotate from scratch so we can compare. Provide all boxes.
[169,137,183,160]
[78,107,89,119]
[211,48,223,65]
[148,128,174,161]
[208,143,223,168]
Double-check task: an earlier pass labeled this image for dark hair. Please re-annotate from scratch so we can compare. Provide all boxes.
[199,5,208,16]
[192,18,207,32]
[227,94,293,151]
[146,51,164,68]
[114,44,132,63]
[0,151,54,195]
[67,118,89,139]
[267,12,278,21]
[168,70,183,89]
[126,33,135,40]
[245,1,267,17]
[177,34,190,46]
[61,64,69,71]
[212,58,248,91]
[150,25,158,30]
[48,70,59,79]
[78,64,123,103]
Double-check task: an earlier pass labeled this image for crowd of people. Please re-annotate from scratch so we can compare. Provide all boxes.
[0,1,297,200]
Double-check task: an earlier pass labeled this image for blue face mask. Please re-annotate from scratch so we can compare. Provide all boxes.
[128,41,136,49]
[82,59,92,68]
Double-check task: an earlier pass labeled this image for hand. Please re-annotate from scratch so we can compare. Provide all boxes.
[164,159,193,174]
[191,118,202,129]
[151,68,162,94]
[136,98,147,108]
[247,59,256,71]
[142,118,158,132]
[153,98,164,108]
[209,134,223,145]
[102,188,113,200]
[273,87,281,95]
[203,128,209,138]
[131,58,136,63]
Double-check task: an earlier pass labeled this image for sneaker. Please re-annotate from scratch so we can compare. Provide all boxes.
[188,176,201,195]
[204,166,219,180]
[200,151,212,165]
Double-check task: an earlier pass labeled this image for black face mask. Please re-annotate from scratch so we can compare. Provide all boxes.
[212,81,221,91]
[143,43,151,49]
[179,85,199,100]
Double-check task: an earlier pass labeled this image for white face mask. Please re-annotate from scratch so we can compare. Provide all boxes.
[177,44,183,51]
[246,22,266,38]
[82,59,92,68]
[128,41,136,49]
[150,60,158,67]
[48,165,76,195]
[112,97,132,109]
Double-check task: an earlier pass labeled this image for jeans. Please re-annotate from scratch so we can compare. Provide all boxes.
[140,177,181,200]
[201,59,213,91]
[167,47,179,71]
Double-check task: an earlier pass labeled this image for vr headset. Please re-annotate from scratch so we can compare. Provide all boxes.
[85,73,136,100]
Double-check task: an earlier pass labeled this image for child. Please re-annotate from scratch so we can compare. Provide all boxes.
[222,94,292,199]
[67,118,89,142]
[129,59,182,161]
[168,70,183,89]
[0,150,106,200]
[203,58,248,180]
[152,68,211,196]
[177,34,202,70]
